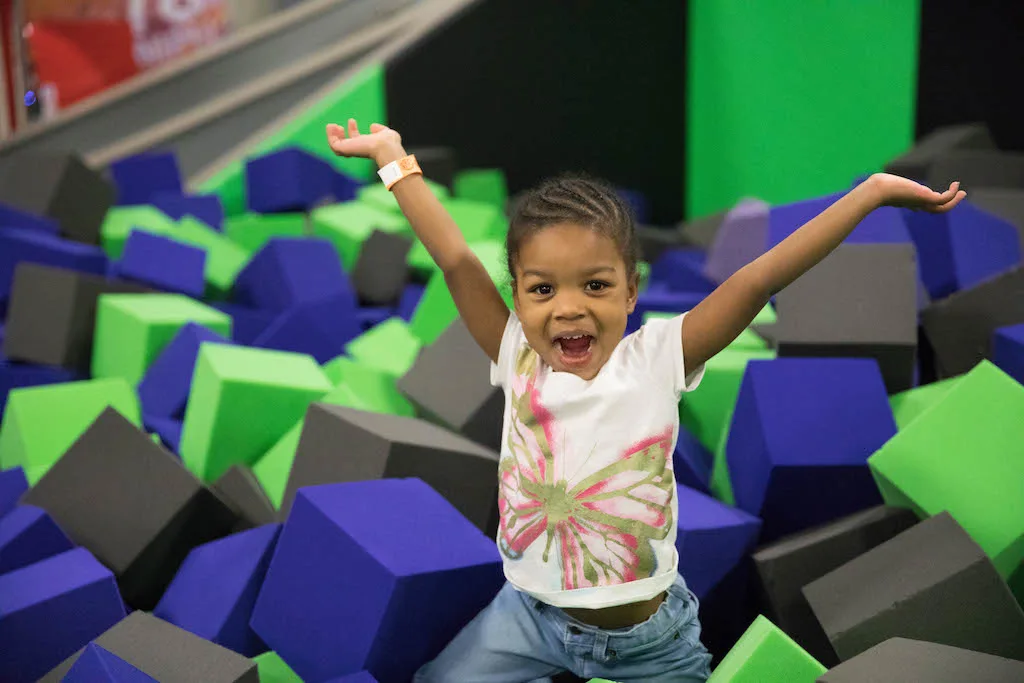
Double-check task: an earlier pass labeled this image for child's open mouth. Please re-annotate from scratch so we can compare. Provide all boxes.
[554,334,594,367]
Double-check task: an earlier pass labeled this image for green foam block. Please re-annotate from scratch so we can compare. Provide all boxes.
[405,198,509,274]
[707,615,826,682]
[357,177,449,213]
[92,294,232,385]
[180,344,332,483]
[454,168,508,209]
[174,216,252,296]
[223,212,307,255]
[253,652,302,683]
[888,374,962,430]
[869,360,1024,583]
[0,378,141,484]
[100,206,177,259]
[310,201,411,271]
[344,317,423,379]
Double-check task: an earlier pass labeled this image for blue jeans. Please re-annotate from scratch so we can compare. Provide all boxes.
[414,573,713,682]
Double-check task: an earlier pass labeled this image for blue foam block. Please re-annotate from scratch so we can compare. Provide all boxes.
[0,547,126,682]
[726,358,894,541]
[616,187,650,225]
[993,323,1024,386]
[232,237,355,314]
[1,358,79,421]
[61,643,157,682]
[769,194,912,248]
[138,323,232,418]
[115,230,207,298]
[358,306,393,331]
[323,673,380,683]
[0,466,28,518]
[903,200,1022,300]
[246,148,339,214]
[0,504,74,575]
[154,524,280,657]
[253,292,362,363]
[250,478,503,683]
[0,227,108,303]
[109,151,183,206]
[673,425,712,495]
[332,171,362,204]
[143,415,183,455]
[397,284,425,322]
[650,248,714,294]
[149,192,225,231]
[675,485,762,599]
[0,201,61,235]
[626,285,705,335]
[209,303,277,345]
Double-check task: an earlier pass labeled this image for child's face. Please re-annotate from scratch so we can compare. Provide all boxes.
[512,223,638,380]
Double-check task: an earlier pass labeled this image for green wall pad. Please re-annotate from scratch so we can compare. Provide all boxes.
[310,201,411,272]
[197,63,386,216]
[455,169,508,208]
[707,615,826,682]
[868,360,1024,584]
[0,378,140,485]
[888,374,962,430]
[223,213,307,256]
[344,317,423,379]
[180,344,332,483]
[92,294,232,385]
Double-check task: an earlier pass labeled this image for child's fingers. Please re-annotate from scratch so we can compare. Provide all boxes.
[369,123,386,133]
[348,118,360,137]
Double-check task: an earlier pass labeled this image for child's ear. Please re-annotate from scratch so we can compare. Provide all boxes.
[626,272,639,314]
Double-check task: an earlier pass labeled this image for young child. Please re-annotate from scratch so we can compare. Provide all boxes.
[327,119,965,682]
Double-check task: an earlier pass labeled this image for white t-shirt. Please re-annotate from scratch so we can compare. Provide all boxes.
[489,311,705,609]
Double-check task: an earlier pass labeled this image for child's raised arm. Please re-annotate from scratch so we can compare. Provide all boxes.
[679,173,966,377]
[327,119,510,362]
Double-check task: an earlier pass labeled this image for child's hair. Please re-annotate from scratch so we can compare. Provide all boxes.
[506,174,640,285]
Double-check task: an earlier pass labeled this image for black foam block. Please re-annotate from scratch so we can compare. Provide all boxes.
[677,210,727,249]
[752,506,919,666]
[1,262,151,372]
[397,317,503,450]
[927,149,1024,192]
[884,122,996,182]
[920,265,1024,378]
[817,637,1024,683]
[212,465,277,532]
[22,407,238,609]
[0,152,115,245]
[352,229,413,306]
[969,188,1024,252]
[406,146,458,191]
[802,512,1024,663]
[637,224,686,263]
[282,404,500,536]
[38,611,258,682]
[773,244,919,393]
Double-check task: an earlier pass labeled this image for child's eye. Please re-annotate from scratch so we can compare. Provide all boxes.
[586,281,609,292]
[530,284,553,296]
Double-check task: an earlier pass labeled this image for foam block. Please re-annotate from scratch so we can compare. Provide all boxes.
[397,318,502,450]
[0,503,74,575]
[772,244,918,393]
[353,229,414,306]
[209,302,276,345]
[252,292,362,363]
[0,547,126,683]
[920,265,1024,378]
[802,512,1024,662]
[752,506,919,666]
[0,151,115,245]
[626,285,705,335]
[887,374,961,429]
[357,305,393,330]
[246,148,339,213]
[992,322,1024,384]
[927,149,1024,191]
[706,615,826,682]
[672,425,713,494]
[172,216,252,296]
[154,524,280,656]
[726,358,894,541]
[675,486,761,600]
[816,637,1024,682]
[0,226,108,304]
[144,414,183,454]
[0,357,78,421]
[0,465,27,518]
[232,237,356,313]
[324,673,380,683]
[109,151,183,205]
[150,191,225,230]
[38,611,259,682]
[310,202,411,272]
[115,230,207,297]
[650,247,714,294]
[138,322,232,419]
[678,210,727,249]
[250,479,503,683]
[703,198,769,285]
[60,643,158,682]
[253,652,302,683]
[397,283,425,322]
[2,263,151,372]
[968,187,1024,251]
[454,168,507,208]
[223,212,306,255]
[359,178,449,216]
[180,343,331,482]
[884,122,995,181]
[406,146,459,190]
[23,407,238,609]
[344,316,422,379]
[212,465,277,530]
[868,360,1024,584]
[0,199,61,234]
[282,404,500,536]
[636,224,685,263]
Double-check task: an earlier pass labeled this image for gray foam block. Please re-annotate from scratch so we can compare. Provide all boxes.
[703,197,769,285]
[920,264,1024,378]
[406,146,458,191]
[884,122,996,182]
[636,224,686,263]
[282,403,500,536]
[817,637,1024,682]
[927,149,1024,192]
[352,229,413,306]
[211,464,277,533]
[677,209,727,249]
[968,188,1024,252]
[1,262,151,372]
[773,243,919,393]
[38,611,258,682]
[22,407,238,609]
[802,511,1024,663]
[752,505,920,666]
[397,317,503,451]
[0,152,115,245]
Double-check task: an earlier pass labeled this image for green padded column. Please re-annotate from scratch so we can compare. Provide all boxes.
[197,63,387,216]
[310,201,411,271]
[888,374,962,429]
[344,317,423,379]
[100,206,178,259]
[0,378,141,484]
[707,615,825,681]
[253,652,302,683]
[92,294,232,385]
[455,168,508,208]
[223,213,307,255]
[180,344,332,483]
[869,360,1024,584]
[685,1,919,219]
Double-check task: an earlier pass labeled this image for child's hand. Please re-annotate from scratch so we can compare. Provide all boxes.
[870,173,966,213]
[326,119,405,167]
